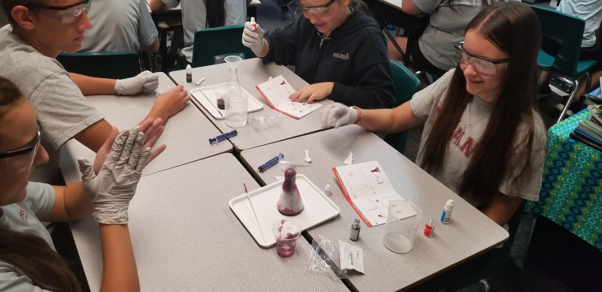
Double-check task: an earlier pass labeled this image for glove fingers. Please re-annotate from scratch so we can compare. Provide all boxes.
[144,78,160,91]
[128,132,145,168]
[77,158,96,182]
[135,147,152,174]
[118,127,140,166]
[107,129,130,165]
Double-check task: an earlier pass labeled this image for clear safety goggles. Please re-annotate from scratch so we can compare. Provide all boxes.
[455,41,510,76]
[0,126,41,173]
[26,0,91,24]
[296,0,335,17]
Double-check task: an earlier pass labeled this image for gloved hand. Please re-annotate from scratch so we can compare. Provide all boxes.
[78,127,151,225]
[242,21,264,53]
[320,103,358,128]
[114,71,159,95]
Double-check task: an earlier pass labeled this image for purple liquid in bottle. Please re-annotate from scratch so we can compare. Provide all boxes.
[277,168,304,215]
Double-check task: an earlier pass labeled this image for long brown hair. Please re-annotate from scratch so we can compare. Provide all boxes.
[0,76,82,291]
[420,2,541,207]
[204,0,226,27]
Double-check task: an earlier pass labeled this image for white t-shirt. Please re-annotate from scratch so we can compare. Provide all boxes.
[80,0,158,52]
[160,0,247,63]
[0,25,104,184]
[410,69,547,202]
[0,183,57,291]
[557,0,602,48]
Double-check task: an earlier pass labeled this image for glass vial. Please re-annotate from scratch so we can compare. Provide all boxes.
[349,219,361,241]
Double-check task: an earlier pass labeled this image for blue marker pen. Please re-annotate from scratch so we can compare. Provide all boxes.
[258,153,284,173]
[209,130,237,145]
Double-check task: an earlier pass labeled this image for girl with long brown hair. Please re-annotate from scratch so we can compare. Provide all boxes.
[321,1,547,226]
[0,76,158,291]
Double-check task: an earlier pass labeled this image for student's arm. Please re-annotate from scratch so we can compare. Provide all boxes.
[138,0,160,53]
[480,193,523,226]
[401,0,425,15]
[149,0,167,12]
[74,119,114,152]
[43,184,94,222]
[69,73,118,95]
[99,224,139,292]
[358,101,424,134]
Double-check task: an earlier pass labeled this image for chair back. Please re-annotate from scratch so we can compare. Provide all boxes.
[57,52,141,79]
[531,5,585,78]
[192,25,255,67]
[384,60,421,154]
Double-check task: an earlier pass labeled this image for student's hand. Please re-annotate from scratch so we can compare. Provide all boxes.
[153,85,190,119]
[78,127,151,225]
[289,82,333,103]
[320,103,358,128]
[242,22,264,53]
[93,119,166,174]
[114,71,160,95]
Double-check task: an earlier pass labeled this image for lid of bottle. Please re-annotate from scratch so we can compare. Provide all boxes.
[186,64,192,72]
[445,199,454,208]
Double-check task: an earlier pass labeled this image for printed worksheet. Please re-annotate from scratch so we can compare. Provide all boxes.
[256,75,322,119]
[333,161,405,226]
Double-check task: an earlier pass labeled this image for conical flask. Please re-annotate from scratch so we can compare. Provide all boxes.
[224,56,247,128]
[277,168,304,215]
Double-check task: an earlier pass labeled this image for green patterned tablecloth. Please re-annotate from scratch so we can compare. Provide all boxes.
[526,110,602,251]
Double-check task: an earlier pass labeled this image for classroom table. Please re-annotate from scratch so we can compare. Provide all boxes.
[170,58,333,151]
[526,109,602,251]
[59,72,231,183]
[66,154,349,291]
[240,125,509,291]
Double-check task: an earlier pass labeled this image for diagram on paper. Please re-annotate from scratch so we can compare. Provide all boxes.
[354,193,404,226]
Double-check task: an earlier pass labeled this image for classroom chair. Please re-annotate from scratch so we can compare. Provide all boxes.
[384,60,420,154]
[191,25,255,68]
[531,5,597,123]
[57,52,142,80]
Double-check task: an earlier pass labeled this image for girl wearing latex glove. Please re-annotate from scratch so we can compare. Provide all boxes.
[0,77,151,291]
[241,0,396,109]
[321,3,548,229]
[114,70,160,95]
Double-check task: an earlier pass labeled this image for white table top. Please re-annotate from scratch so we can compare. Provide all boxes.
[70,154,348,292]
[170,58,333,151]
[240,125,509,291]
[59,72,231,183]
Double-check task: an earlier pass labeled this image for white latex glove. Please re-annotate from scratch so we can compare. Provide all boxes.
[78,127,151,225]
[320,103,358,128]
[242,22,264,53]
[114,71,160,95]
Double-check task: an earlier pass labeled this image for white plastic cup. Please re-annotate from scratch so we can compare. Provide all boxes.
[382,200,422,253]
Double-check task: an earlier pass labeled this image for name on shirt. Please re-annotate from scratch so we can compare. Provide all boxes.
[332,52,350,60]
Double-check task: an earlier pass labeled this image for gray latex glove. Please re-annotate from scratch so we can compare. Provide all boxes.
[78,127,151,225]
[242,22,264,53]
[114,71,159,95]
[320,103,358,128]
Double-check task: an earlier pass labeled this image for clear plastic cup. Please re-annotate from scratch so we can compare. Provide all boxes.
[382,200,422,253]
[272,219,301,257]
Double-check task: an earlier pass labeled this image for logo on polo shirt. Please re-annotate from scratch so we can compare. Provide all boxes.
[333,52,350,60]
[19,208,28,223]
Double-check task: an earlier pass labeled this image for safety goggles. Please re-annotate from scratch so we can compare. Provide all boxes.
[296,0,336,17]
[25,0,91,24]
[0,125,41,173]
[455,41,510,76]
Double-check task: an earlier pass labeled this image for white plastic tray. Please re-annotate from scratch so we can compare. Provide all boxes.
[229,174,340,248]
[190,83,263,120]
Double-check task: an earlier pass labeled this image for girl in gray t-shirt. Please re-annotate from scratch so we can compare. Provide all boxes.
[322,2,547,227]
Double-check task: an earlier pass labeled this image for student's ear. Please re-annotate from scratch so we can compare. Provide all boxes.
[342,0,351,8]
[11,6,37,30]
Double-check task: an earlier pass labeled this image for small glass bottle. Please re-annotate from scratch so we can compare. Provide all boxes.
[350,219,361,241]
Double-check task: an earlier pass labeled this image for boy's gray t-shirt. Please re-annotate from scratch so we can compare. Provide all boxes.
[0,183,57,291]
[160,0,247,63]
[410,69,547,202]
[0,25,104,183]
[81,0,158,52]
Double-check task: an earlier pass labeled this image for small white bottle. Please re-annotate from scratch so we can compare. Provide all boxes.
[186,64,192,83]
[440,199,454,224]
